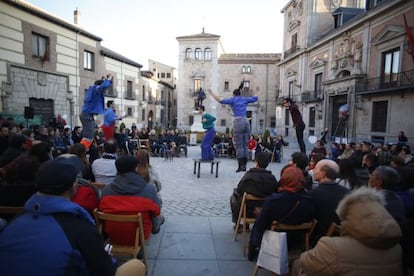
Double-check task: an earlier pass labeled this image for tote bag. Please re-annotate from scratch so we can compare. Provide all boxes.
[256,230,289,275]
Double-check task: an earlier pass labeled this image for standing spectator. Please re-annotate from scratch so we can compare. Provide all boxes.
[208,82,258,172]
[199,105,216,161]
[283,97,306,153]
[0,125,10,155]
[79,74,113,149]
[398,131,408,146]
[230,152,278,232]
[309,159,349,246]
[248,135,257,161]
[295,187,403,276]
[91,140,118,185]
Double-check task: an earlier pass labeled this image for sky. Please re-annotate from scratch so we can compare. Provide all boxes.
[26,0,286,69]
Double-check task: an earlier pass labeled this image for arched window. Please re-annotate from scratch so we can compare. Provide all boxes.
[204,48,212,60]
[242,66,246,73]
[195,48,202,60]
[185,48,192,59]
[246,66,251,73]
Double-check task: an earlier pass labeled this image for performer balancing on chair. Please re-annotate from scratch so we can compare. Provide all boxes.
[208,81,258,172]
[79,74,113,149]
[199,105,216,161]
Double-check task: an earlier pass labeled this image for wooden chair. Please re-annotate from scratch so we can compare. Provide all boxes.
[220,142,229,158]
[93,209,147,266]
[0,206,25,215]
[90,182,106,189]
[253,219,317,276]
[233,192,265,256]
[138,139,150,151]
[325,222,341,237]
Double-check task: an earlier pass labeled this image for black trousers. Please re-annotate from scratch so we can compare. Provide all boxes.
[295,122,306,153]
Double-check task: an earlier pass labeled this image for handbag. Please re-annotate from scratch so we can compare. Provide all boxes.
[256,230,289,275]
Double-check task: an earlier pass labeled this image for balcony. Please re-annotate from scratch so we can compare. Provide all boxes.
[355,70,414,94]
[283,46,300,59]
[302,90,324,103]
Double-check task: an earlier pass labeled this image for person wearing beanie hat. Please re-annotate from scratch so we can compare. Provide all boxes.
[100,155,163,242]
[248,164,315,261]
[208,82,258,173]
[79,73,113,150]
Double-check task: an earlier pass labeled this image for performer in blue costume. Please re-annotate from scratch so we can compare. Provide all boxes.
[208,82,258,172]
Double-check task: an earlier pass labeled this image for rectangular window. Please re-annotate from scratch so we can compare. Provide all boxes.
[126,81,133,98]
[224,81,229,91]
[31,32,48,59]
[194,79,201,93]
[291,33,297,49]
[83,51,94,71]
[189,115,194,125]
[288,81,294,98]
[242,81,250,95]
[314,73,322,97]
[371,101,388,132]
[142,86,146,101]
[220,119,226,127]
[382,48,400,86]
[309,107,316,128]
[161,72,166,78]
[127,107,133,117]
[166,73,171,78]
[141,109,145,121]
[270,116,276,128]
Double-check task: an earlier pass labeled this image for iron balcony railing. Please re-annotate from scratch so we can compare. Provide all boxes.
[283,46,300,59]
[301,90,324,102]
[355,70,414,94]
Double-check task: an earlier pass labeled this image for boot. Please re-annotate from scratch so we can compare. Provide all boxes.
[236,158,243,172]
[240,157,247,171]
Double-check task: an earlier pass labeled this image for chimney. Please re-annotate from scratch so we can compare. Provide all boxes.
[74,8,80,25]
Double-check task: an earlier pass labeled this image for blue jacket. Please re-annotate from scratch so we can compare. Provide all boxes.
[103,108,118,127]
[220,95,258,117]
[82,79,112,114]
[0,194,114,276]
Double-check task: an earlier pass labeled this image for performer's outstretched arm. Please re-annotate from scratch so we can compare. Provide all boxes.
[207,89,222,103]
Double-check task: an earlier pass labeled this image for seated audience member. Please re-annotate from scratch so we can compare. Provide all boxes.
[230,152,278,231]
[100,156,162,242]
[290,152,312,191]
[309,159,349,246]
[176,132,188,157]
[69,143,94,181]
[0,154,145,275]
[362,152,379,175]
[310,139,327,158]
[0,141,51,207]
[248,135,257,161]
[295,187,403,276]
[91,139,118,185]
[0,134,27,167]
[369,166,406,225]
[248,165,315,261]
[136,149,165,233]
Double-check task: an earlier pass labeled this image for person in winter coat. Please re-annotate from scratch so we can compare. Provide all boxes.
[230,152,278,231]
[0,154,145,276]
[294,186,403,276]
[100,156,163,241]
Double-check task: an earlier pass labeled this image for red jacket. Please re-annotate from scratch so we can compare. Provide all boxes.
[99,195,160,243]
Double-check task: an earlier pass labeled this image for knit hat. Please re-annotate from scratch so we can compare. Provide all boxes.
[36,154,82,195]
[278,165,305,192]
[115,156,139,174]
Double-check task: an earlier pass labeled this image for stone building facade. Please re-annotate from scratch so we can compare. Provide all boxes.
[278,0,414,145]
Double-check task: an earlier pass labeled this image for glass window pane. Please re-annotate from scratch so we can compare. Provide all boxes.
[31,34,38,56]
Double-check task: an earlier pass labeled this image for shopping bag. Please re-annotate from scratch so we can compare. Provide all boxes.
[256,230,289,275]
